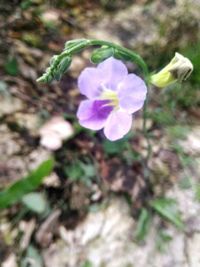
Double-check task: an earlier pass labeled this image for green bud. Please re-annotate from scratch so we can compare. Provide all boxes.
[58,56,72,74]
[91,46,114,64]
[151,52,193,88]
[49,55,58,65]
[65,39,88,49]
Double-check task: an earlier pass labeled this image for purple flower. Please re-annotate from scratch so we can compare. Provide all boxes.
[77,57,147,141]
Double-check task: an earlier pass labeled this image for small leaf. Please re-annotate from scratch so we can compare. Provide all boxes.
[178,176,192,190]
[49,55,58,65]
[150,198,184,229]
[103,139,128,155]
[82,260,93,267]
[0,158,54,209]
[64,163,84,181]
[91,46,114,64]
[135,208,151,241]
[156,229,172,252]
[21,245,43,267]
[5,57,19,76]
[80,162,96,178]
[22,192,47,214]
[195,183,200,202]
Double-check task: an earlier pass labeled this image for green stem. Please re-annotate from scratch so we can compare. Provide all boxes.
[88,39,149,78]
[37,38,149,83]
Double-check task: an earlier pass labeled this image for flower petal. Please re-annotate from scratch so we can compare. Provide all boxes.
[104,109,132,141]
[118,74,147,113]
[97,57,128,90]
[78,67,104,99]
[77,100,112,130]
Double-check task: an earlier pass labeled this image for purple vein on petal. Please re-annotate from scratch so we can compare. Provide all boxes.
[77,99,113,130]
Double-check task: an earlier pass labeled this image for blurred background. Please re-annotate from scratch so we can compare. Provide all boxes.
[0,0,200,266]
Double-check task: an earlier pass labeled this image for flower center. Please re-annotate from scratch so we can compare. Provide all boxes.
[100,87,119,108]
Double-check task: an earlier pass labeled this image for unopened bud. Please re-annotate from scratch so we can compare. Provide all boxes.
[151,52,193,88]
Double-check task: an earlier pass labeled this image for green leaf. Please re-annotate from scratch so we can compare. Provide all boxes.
[91,46,114,63]
[22,192,48,214]
[80,162,96,178]
[5,57,19,76]
[64,163,84,181]
[156,229,172,252]
[135,208,151,241]
[21,245,43,267]
[20,0,33,10]
[150,198,184,229]
[195,183,200,202]
[178,176,192,190]
[82,260,93,267]
[65,160,96,185]
[103,139,128,155]
[0,158,54,209]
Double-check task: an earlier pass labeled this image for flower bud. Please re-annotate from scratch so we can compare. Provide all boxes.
[151,52,193,88]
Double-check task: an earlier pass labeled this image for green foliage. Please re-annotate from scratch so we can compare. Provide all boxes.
[195,184,200,202]
[21,245,43,267]
[58,57,72,74]
[22,192,49,214]
[167,125,190,140]
[64,39,90,51]
[20,0,33,10]
[82,260,93,267]
[64,160,96,185]
[147,108,175,126]
[0,159,54,209]
[165,83,199,109]
[65,162,84,181]
[150,198,184,229]
[4,57,19,76]
[155,229,172,252]
[37,38,148,83]
[135,208,152,242]
[22,33,42,47]
[183,42,200,86]
[178,176,192,190]
[103,138,128,155]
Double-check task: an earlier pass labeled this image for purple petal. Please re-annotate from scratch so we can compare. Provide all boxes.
[104,109,132,141]
[118,74,147,113]
[97,57,128,90]
[78,67,104,99]
[77,100,112,130]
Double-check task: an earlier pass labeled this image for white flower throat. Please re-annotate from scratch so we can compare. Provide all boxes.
[100,84,119,108]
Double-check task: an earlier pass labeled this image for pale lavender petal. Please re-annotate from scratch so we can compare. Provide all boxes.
[118,74,147,113]
[78,67,104,99]
[77,100,112,130]
[97,57,128,90]
[104,109,132,141]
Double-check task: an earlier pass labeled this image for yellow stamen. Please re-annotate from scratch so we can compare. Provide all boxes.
[101,89,119,107]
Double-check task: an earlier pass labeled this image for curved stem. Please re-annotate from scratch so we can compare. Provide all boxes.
[49,39,149,81]
[88,39,149,79]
